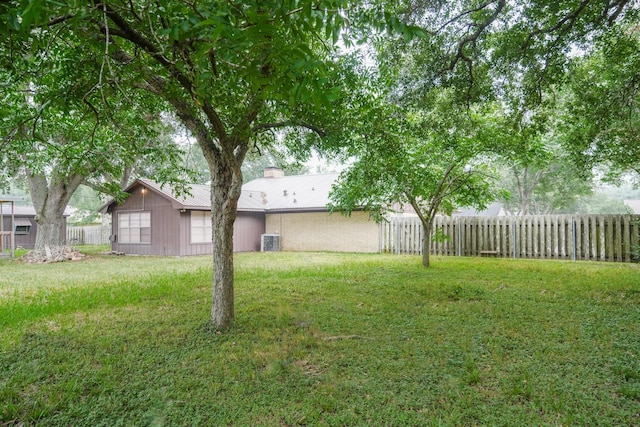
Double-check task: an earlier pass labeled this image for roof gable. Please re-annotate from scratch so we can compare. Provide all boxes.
[137,179,211,209]
[100,179,212,213]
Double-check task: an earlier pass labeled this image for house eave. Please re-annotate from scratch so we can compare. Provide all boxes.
[264,207,365,214]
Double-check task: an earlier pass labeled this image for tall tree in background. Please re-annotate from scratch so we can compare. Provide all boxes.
[561,24,640,182]
[1,29,184,261]
[496,147,593,215]
[490,98,592,215]
[365,0,637,218]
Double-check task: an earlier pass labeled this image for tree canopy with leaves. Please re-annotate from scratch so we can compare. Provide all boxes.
[561,23,640,181]
[383,0,638,102]
[330,0,638,266]
[486,98,593,215]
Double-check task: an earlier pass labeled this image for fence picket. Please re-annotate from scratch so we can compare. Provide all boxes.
[598,216,605,261]
[623,215,631,262]
[614,215,622,262]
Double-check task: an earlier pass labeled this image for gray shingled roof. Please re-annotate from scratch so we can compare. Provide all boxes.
[0,205,71,216]
[0,205,37,216]
[138,179,211,210]
[240,173,339,212]
[111,174,340,213]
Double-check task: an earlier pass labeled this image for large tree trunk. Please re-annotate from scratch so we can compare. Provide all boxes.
[209,157,244,329]
[168,95,250,329]
[27,170,83,261]
[33,215,66,252]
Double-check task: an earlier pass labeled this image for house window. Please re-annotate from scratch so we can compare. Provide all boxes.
[191,211,212,243]
[118,211,151,244]
[14,219,32,235]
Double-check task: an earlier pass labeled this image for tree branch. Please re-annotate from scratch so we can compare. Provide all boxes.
[252,121,327,138]
[447,0,506,71]
[96,1,228,141]
[437,0,497,33]
[522,0,591,51]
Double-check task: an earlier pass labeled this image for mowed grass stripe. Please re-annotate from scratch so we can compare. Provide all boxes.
[1,252,639,426]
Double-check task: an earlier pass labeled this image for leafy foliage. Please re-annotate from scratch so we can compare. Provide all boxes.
[488,99,593,215]
[0,20,187,196]
[330,89,502,266]
[561,24,640,182]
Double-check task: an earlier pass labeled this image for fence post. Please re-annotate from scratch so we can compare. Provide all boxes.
[457,218,462,257]
[571,218,578,262]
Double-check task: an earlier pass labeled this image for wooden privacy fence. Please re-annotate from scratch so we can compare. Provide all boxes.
[381,215,640,262]
[66,225,110,245]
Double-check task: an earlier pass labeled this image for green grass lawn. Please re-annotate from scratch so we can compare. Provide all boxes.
[1,251,639,426]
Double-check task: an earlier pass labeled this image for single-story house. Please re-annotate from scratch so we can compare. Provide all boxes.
[100,167,380,256]
[0,202,69,252]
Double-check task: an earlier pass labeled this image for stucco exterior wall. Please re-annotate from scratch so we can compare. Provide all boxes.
[265,211,379,253]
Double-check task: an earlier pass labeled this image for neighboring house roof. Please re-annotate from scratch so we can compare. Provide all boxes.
[623,199,640,214]
[101,173,341,213]
[0,204,71,217]
[0,205,37,216]
[452,202,506,217]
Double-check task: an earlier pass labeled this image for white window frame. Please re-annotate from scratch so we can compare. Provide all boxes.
[190,211,212,244]
[14,225,31,235]
[118,211,151,244]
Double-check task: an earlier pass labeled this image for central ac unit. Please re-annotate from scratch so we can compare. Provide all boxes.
[261,234,280,252]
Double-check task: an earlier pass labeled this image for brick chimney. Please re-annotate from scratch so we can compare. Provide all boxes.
[264,166,285,178]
